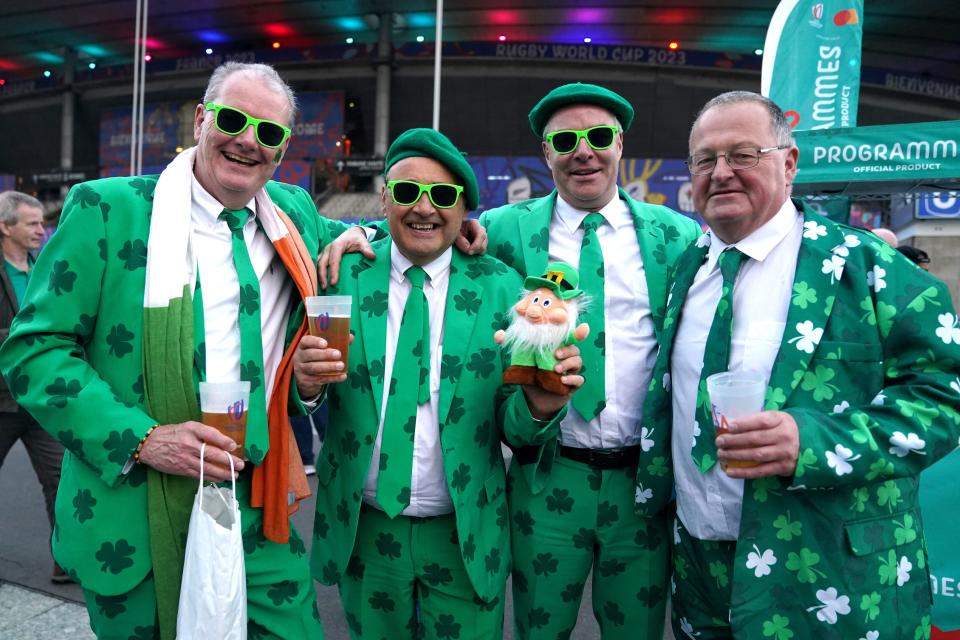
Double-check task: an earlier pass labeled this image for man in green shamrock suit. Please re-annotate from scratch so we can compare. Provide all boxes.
[299,128,584,640]
[645,90,960,639]
[480,83,701,639]
[0,62,347,638]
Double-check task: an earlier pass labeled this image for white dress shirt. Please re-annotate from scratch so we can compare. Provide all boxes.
[549,194,658,449]
[363,245,454,516]
[671,199,802,540]
[190,179,292,400]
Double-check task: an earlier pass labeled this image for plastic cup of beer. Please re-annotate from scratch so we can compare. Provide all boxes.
[706,371,767,471]
[306,295,352,381]
[198,380,250,460]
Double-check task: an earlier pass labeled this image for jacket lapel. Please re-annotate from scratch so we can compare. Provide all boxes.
[438,250,481,426]
[623,189,671,331]
[765,212,845,410]
[517,191,556,278]
[357,239,393,421]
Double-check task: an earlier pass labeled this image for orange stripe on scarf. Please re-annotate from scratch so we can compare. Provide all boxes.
[250,207,318,543]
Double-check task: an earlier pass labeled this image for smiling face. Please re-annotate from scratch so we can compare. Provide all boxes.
[542,104,623,211]
[383,156,467,266]
[689,101,798,244]
[192,71,292,209]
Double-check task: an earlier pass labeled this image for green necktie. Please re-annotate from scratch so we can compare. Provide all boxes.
[377,265,430,517]
[572,212,606,422]
[691,247,747,473]
[218,208,268,463]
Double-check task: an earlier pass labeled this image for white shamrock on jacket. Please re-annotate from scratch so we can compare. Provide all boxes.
[822,254,846,283]
[897,555,913,586]
[745,545,777,577]
[807,587,851,624]
[803,221,827,240]
[867,265,887,292]
[788,320,823,354]
[888,431,926,458]
[935,313,960,345]
[826,444,859,476]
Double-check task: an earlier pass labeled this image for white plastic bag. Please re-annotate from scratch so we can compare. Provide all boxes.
[176,443,247,639]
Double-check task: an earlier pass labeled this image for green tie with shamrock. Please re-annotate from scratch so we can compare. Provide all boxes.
[219,208,268,463]
[572,212,606,422]
[377,265,430,517]
[691,247,747,472]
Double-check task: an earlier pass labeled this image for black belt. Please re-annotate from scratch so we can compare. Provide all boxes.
[558,445,641,470]
[512,444,641,470]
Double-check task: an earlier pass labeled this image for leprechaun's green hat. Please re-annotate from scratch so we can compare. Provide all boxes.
[523,261,584,300]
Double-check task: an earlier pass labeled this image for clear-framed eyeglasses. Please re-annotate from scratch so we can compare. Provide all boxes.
[686,145,788,175]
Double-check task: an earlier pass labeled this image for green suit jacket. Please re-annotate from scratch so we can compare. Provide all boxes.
[646,210,960,638]
[310,238,564,602]
[479,188,699,504]
[0,175,344,595]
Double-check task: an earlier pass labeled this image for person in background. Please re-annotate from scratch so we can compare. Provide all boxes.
[897,244,931,271]
[0,190,68,584]
[871,227,898,247]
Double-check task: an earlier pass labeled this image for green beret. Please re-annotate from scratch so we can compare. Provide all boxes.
[528,83,634,137]
[384,128,479,210]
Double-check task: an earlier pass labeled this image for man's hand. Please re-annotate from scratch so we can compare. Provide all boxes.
[455,218,487,256]
[715,410,800,479]
[137,422,244,482]
[318,226,375,289]
[523,345,584,420]
[293,334,352,398]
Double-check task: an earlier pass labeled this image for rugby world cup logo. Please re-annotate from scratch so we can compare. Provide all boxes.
[809,3,824,28]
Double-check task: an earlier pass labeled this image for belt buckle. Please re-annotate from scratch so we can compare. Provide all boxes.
[587,447,620,469]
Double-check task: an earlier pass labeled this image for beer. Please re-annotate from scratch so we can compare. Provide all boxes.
[203,402,247,459]
[309,313,351,380]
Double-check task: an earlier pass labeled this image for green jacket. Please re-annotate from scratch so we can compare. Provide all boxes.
[0,175,344,595]
[646,210,960,639]
[310,238,564,602]
[479,188,699,503]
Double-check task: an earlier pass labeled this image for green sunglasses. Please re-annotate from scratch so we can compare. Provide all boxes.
[204,102,292,148]
[544,125,619,154]
[387,180,464,209]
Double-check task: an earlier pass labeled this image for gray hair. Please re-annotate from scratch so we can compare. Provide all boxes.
[0,191,43,226]
[689,91,795,150]
[202,62,298,126]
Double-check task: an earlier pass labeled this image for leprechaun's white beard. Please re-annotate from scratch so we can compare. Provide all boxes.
[501,299,580,354]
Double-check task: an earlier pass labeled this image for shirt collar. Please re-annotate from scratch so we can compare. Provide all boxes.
[390,243,452,287]
[555,191,630,234]
[707,198,799,269]
[190,177,257,226]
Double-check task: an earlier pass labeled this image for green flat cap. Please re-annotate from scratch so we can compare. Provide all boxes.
[523,261,584,300]
[528,83,634,137]
[384,128,479,210]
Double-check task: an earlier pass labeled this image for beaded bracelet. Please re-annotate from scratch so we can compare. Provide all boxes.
[132,424,159,464]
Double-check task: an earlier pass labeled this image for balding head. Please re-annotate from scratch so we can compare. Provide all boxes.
[872,228,898,247]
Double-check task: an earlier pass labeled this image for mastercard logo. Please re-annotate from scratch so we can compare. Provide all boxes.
[834,9,860,25]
